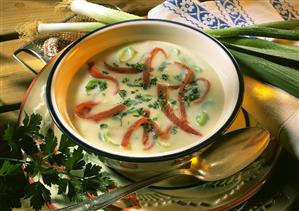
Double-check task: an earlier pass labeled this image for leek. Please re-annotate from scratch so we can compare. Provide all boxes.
[99,130,119,146]
[229,49,299,98]
[157,139,171,148]
[221,40,299,62]
[258,20,299,29]
[70,0,141,23]
[117,47,138,63]
[206,25,299,40]
[38,22,105,33]
[196,112,209,126]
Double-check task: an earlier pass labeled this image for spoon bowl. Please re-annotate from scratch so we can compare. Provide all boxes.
[192,127,270,181]
[58,127,270,211]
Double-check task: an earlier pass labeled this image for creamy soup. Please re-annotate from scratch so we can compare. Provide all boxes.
[68,41,224,155]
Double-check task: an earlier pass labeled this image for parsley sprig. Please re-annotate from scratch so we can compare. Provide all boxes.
[0,113,114,211]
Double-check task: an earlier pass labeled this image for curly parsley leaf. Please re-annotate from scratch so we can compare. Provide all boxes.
[84,163,102,178]
[63,148,85,171]
[24,182,51,211]
[82,163,113,194]
[41,168,60,187]
[2,124,18,152]
[0,160,22,176]
[0,173,26,211]
[40,129,57,156]
[21,113,42,137]
[58,134,76,154]
[0,113,116,211]
[18,135,39,156]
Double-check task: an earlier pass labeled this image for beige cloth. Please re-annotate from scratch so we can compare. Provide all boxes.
[148,0,299,159]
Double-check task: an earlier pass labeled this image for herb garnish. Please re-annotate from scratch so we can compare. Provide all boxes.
[158,62,170,72]
[85,79,107,94]
[173,72,185,82]
[122,78,144,88]
[150,77,158,86]
[170,126,178,135]
[102,70,110,75]
[184,81,202,106]
[126,63,146,72]
[112,107,146,125]
[161,74,169,81]
[142,121,153,133]
[99,123,108,129]
[135,94,152,102]
[123,98,138,107]
[170,99,177,105]
[148,101,160,109]
[133,108,146,117]
[0,114,114,211]
[118,89,127,99]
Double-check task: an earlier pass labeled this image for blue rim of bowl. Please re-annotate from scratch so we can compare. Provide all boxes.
[46,19,244,163]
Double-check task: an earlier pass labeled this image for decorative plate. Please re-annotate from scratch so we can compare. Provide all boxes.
[18,56,281,210]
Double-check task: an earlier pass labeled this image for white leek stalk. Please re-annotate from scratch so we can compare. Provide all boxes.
[70,0,141,23]
[38,22,105,33]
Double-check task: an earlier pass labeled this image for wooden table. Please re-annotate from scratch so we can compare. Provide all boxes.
[0,0,163,130]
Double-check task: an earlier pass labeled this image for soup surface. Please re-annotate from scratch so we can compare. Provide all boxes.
[68,41,224,155]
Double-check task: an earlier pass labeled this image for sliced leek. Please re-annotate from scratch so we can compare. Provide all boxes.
[99,130,119,146]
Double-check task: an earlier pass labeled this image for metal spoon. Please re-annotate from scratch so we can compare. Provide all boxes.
[58,127,270,211]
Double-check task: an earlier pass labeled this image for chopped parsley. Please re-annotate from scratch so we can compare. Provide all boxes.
[112,107,146,125]
[102,70,110,75]
[99,123,108,129]
[170,99,177,105]
[112,107,135,125]
[142,121,153,133]
[118,90,127,99]
[173,72,185,82]
[135,94,152,102]
[126,63,146,72]
[122,77,130,83]
[150,77,158,86]
[158,91,167,107]
[133,108,146,117]
[192,65,202,73]
[85,79,107,94]
[123,98,137,107]
[184,81,202,106]
[170,126,178,135]
[161,74,169,81]
[153,132,160,140]
[148,101,160,109]
[152,116,159,121]
[122,78,144,88]
[158,61,170,71]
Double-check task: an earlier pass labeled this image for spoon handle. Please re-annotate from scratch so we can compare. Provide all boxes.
[58,169,181,211]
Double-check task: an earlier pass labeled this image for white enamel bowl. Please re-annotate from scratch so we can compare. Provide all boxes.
[46,19,243,176]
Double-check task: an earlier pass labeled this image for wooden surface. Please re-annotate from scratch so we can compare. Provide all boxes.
[0,0,163,130]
